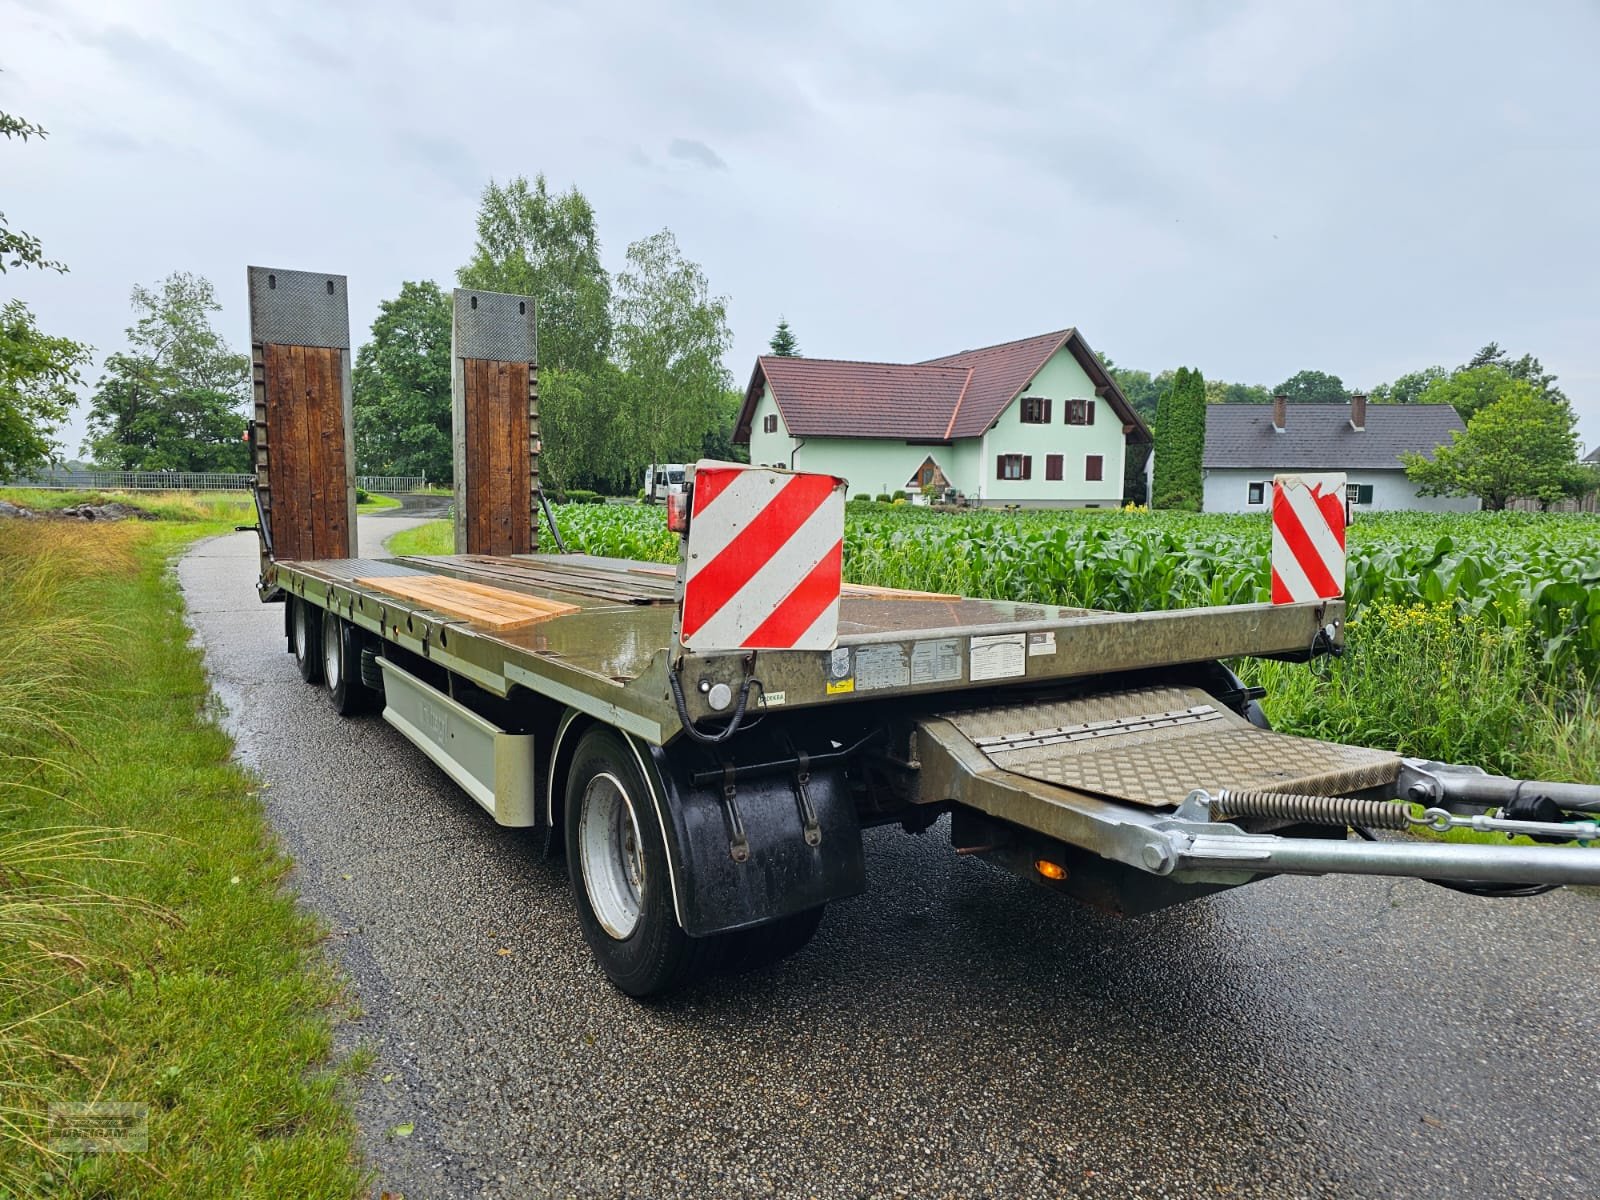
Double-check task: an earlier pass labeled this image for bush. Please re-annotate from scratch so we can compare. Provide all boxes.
[847,495,873,506]
[565,489,601,505]
[892,490,908,502]
[354,487,372,504]
[876,493,891,503]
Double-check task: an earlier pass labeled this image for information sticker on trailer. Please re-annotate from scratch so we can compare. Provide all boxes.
[970,632,1027,681]
[1271,473,1346,604]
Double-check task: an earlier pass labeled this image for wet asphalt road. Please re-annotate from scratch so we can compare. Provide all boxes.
[179,516,1600,1200]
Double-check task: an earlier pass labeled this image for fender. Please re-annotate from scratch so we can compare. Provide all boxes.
[641,738,866,937]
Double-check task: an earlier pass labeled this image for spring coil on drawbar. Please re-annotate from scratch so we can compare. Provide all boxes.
[1214,788,1412,830]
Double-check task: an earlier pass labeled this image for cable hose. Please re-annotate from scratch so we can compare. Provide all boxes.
[667,667,761,745]
[1215,788,1413,830]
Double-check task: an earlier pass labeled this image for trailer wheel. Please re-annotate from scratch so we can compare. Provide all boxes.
[728,905,826,972]
[321,615,374,716]
[564,727,722,997]
[292,598,323,685]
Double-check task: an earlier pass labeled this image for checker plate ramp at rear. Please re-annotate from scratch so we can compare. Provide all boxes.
[943,686,1400,809]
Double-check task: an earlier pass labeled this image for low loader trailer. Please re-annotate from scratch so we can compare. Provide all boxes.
[243,267,1600,996]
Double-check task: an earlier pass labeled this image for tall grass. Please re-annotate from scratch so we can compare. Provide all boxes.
[0,523,147,1193]
[0,518,366,1198]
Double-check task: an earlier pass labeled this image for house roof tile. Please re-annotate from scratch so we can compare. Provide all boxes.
[921,329,1078,439]
[751,356,972,440]
[1203,403,1465,469]
[735,328,1149,445]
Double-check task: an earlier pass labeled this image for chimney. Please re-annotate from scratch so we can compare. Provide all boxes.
[1272,394,1287,432]
[1350,392,1367,431]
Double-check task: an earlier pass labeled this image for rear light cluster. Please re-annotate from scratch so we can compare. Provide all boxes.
[666,488,691,534]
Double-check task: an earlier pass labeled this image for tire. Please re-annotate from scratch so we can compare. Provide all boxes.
[564,727,725,997]
[292,598,323,685]
[726,904,826,973]
[321,614,375,716]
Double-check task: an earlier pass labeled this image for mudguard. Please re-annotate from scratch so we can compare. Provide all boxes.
[642,742,866,936]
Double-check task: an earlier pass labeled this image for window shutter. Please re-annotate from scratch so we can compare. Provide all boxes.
[1086,400,1096,425]
[1085,455,1103,482]
[996,455,1004,478]
[1044,398,1053,423]
[1046,454,1063,481]
[1023,455,1033,480]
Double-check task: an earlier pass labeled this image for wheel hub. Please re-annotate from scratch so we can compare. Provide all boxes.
[578,772,645,939]
[322,617,342,689]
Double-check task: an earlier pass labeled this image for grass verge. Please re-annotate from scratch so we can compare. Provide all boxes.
[0,514,367,1198]
[385,519,452,557]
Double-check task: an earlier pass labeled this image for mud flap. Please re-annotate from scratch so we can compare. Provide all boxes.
[643,743,866,936]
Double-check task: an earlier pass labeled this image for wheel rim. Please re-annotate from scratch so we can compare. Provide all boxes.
[294,603,310,660]
[578,771,645,939]
[322,616,342,690]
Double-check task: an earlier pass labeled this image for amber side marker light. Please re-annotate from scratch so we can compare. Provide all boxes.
[1035,859,1068,881]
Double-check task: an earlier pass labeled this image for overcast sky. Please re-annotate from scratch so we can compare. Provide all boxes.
[5,0,1598,458]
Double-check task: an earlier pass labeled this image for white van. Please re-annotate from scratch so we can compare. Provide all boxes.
[642,464,686,505]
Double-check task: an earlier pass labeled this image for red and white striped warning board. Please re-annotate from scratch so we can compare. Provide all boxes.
[678,463,847,652]
[1271,473,1346,604]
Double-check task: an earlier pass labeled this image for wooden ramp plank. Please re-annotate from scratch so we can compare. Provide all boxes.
[356,575,579,631]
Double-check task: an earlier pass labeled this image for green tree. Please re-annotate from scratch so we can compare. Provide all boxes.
[1416,365,1518,424]
[0,301,90,478]
[700,388,750,463]
[1403,382,1586,510]
[353,281,452,482]
[1272,369,1347,405]
[768,317,799,357]
[1108,365,1172,423]
[539,359,635,495]
[1204,378,1271,405]
[1152,366,1204,510]
[0,106,89,478]
[1369,365,1445,405]
[612,229,733,479]
[1462,342,1569,411]
[457,174,611,373]
[82,273,249,471]
[1,110,66,275]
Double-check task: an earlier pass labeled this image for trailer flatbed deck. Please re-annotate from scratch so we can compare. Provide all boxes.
[273,550,1346,744]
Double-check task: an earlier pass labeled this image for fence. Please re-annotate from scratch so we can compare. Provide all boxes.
[3,471,428,493]
[1507,492,1600,514]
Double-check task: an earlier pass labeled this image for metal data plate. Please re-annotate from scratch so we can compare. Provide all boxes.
[453,288,538,363]
[247,266,350,348]
[944,686,1400,809]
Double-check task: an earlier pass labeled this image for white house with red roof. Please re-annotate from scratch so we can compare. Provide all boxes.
[733,329,1150,507]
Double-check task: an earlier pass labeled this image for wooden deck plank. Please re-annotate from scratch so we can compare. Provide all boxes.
[355,574,580,631]
[312,345,350,558]
[487,361,512,553]
[507,362,532,554]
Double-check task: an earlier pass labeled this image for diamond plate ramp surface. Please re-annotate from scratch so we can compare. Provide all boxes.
[943,686,1400,809]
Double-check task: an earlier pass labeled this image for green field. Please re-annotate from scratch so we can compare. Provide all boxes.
[391,503,1600,784]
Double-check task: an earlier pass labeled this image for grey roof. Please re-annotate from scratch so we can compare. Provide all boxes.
[1584,445,1599,464]
[1203,403,1465,470]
